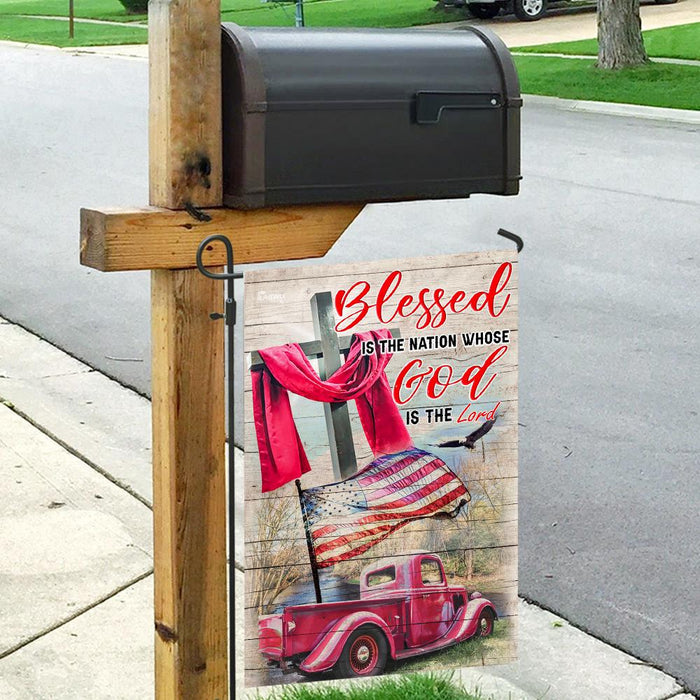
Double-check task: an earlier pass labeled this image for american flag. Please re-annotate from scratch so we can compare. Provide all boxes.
[300,448,469,569]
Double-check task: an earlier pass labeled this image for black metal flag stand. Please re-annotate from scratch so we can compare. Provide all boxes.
[196,235,242,696]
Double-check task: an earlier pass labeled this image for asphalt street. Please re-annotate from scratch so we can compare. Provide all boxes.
[0,43,699,692]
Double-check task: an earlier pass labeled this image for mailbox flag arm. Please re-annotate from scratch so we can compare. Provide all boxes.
[414,91,502,125]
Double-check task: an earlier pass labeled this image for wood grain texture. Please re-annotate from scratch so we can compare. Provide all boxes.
[148,0,230,696]
[80,204,364,271]
[151,268,228,698]
[149,0,222,209]
[243,253,518,688]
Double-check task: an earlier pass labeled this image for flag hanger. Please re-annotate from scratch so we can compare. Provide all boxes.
[195,234,242,689]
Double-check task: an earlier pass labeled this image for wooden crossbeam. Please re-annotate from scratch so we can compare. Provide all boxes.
[80,204,363,272]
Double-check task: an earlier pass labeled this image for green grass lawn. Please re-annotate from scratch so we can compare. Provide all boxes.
[0,0,461,29]
[0,0,145,22]
[263,673,486,700]
[220,0,457,29]
[516,21,700,61]
[0,15,147,46]
[516,55,700,111]
[0,0,461,45]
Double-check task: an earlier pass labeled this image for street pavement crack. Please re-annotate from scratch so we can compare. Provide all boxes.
[527,172,700,207]
[38,369,95,379]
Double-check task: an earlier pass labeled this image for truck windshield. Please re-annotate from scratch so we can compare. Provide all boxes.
[421,558,443,585]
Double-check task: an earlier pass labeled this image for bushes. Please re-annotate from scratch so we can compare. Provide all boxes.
[118,0,148,14]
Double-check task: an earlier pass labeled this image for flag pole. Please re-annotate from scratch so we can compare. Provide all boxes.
[296,479,323,604]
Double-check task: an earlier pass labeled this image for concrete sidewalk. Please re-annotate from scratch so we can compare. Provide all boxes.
[0,316,693,699]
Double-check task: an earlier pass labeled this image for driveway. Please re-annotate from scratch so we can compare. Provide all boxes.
[430,0,700,47]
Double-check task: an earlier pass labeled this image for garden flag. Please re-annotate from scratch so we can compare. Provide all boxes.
[243,252,519,688]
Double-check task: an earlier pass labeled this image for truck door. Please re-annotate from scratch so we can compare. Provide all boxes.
[408,557,454,647]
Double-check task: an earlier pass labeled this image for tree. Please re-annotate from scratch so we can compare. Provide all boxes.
[597,0,648,69]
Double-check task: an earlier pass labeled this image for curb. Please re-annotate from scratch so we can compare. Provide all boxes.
[0,39,62,52]
[65,43,148,59]
[524,93,700,125]
[513,50,700,67]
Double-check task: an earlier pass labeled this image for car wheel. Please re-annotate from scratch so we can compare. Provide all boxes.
[476,608,495,637]
[513,0,547,21]
[334,625,388,678]
[468,3,501,19]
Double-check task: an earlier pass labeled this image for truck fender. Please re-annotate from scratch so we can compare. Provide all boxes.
[299,611,395,674]
[446,597,497,644]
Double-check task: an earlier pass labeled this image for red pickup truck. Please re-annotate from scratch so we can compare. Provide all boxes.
[259,552,497,678]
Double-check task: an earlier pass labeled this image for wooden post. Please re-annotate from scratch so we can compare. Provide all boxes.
[149,1,227,697]
[151,269,228,698]
[79,2,366,696]
[149,0,222,210]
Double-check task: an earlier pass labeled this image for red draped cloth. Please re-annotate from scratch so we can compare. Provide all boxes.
[252,329,413,492]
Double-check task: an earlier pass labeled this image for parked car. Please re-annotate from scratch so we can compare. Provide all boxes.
[467,0,677,23]
[258,553,497,678]
[468,0,547,21]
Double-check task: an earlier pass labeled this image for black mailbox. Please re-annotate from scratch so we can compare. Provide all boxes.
[221,24,521,209]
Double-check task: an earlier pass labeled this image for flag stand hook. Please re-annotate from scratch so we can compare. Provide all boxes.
[196,234,243,694]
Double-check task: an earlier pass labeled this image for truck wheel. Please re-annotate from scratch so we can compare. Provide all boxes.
[477,608,495,637]
[513,0,547,21]
[468,3,500,19]
[335,625,388,678]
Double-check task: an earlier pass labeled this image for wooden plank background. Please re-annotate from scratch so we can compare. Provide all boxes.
[243,252,518,688]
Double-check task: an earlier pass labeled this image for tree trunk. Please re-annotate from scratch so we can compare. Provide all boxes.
[597,0,648,69]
